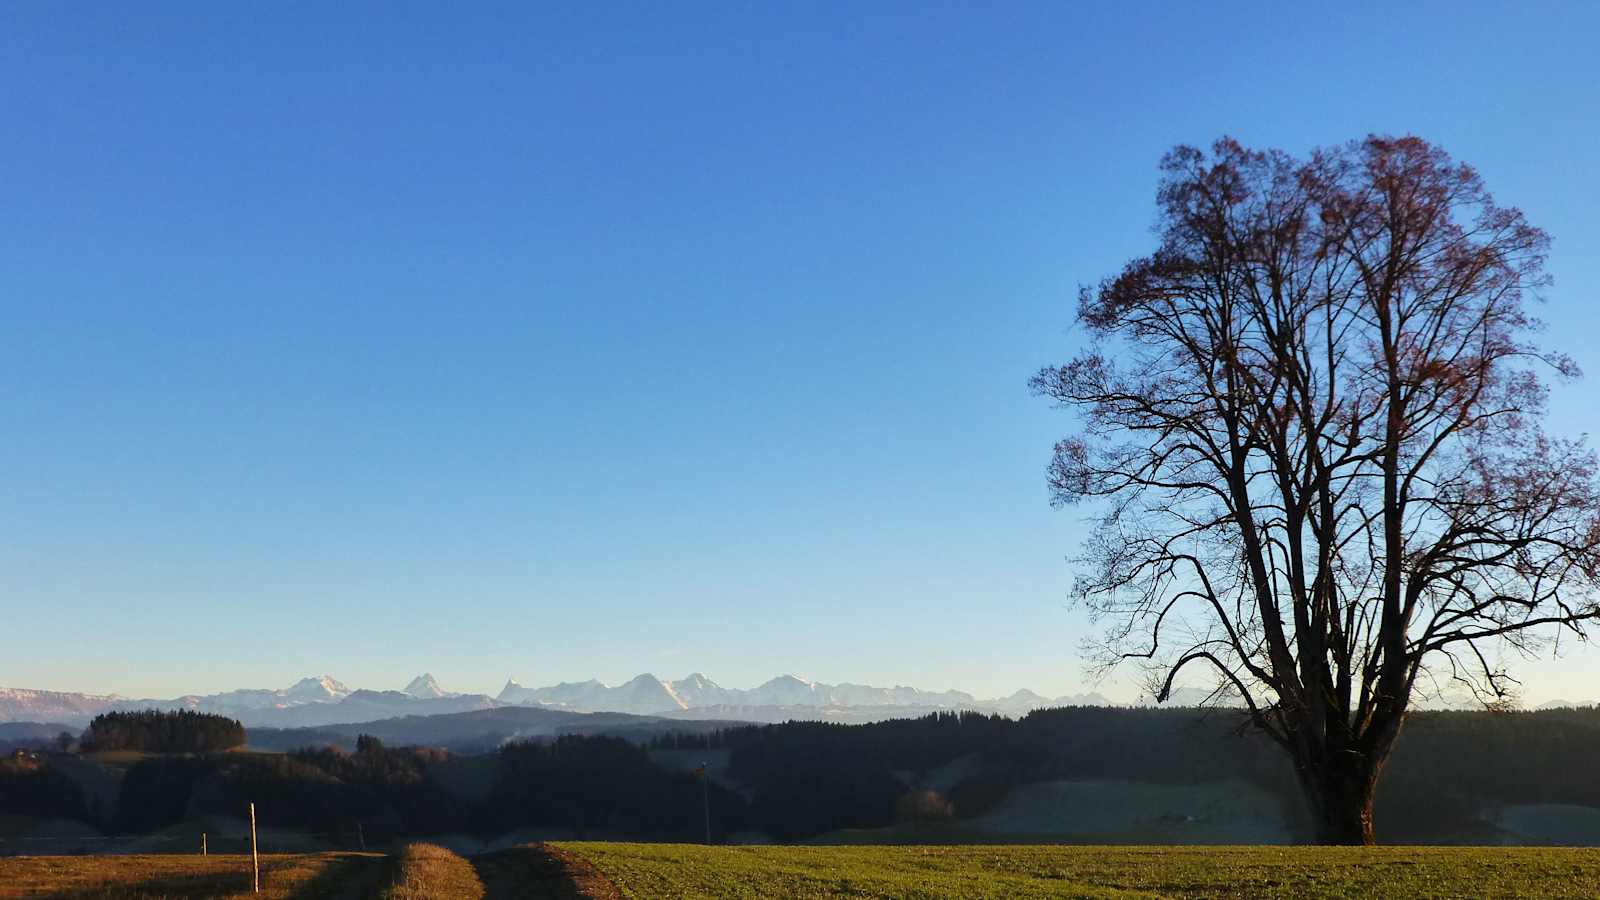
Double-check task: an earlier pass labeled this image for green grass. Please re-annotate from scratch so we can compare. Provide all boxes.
[559,843,1600,899]
[11,843,1600,898]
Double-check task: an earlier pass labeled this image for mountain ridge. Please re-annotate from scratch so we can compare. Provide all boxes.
[0,671,1114,728]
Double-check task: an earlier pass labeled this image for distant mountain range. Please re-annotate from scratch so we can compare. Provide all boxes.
[0,677,499,729]
[0,672,1113,729]
[1536,699,1598,711]
[493,672,1107,716]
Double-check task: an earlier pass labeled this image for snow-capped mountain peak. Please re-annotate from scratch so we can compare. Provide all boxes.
[283,675,351,703]
[751,674,823,705]
[661,673,730,709]
[616,674,687,711]
[402,673,449,699]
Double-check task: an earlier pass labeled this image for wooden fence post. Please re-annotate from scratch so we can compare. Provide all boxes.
[249,802,259,893]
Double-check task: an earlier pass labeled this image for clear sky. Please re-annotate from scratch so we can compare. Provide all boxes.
[3,3,1598,704]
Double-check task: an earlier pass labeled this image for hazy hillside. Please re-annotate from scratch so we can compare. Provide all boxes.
[10,705,1600,848]
[246,705,742,753]
[0,721,72,751]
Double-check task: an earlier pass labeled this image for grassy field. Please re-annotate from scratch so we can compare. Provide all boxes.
[0,852,386,899]
[7,843,1600,898]
[559,843,1600,899]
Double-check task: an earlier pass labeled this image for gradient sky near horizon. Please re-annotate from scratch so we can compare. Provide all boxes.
[3,3,1599,704]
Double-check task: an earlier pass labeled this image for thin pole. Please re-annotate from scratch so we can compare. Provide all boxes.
[357,822,365,852]
[701,761,711,844]
[201,832,207,856]
[249,802,259,893]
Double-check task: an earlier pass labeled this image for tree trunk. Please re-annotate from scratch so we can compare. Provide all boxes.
[1301,759,1378,845]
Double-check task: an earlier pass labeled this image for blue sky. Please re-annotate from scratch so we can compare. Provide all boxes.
[3,3,1598,703]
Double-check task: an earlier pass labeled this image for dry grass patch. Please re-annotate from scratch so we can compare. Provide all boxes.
[379,843,485,900]
[0,852,384,899]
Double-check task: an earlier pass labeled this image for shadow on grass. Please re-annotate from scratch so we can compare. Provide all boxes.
[470,844,620,900]
[284,853,392,900]
[31,866,252,900]
[29,854,389,900]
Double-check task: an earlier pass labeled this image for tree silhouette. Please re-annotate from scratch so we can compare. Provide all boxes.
[1033,135,1600,844]
[82,709,245,754]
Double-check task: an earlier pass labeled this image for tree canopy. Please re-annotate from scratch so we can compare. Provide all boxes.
[82,709,246,754]
[1034,135,1600,843]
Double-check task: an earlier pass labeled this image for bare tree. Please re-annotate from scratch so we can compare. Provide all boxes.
[1033,136,1600,844]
